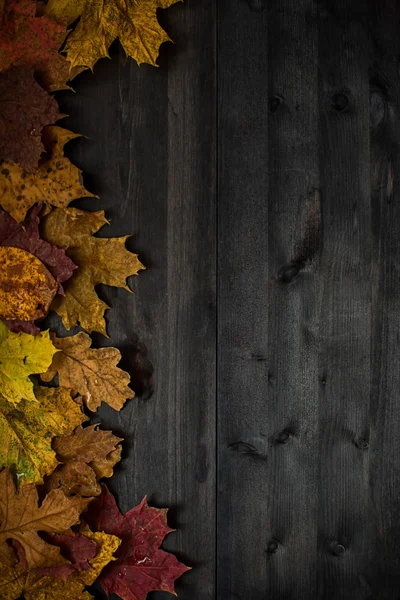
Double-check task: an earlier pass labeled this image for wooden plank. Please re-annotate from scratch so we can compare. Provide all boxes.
[317,4,373,598]
[366,1,400,596]
[217,1,319,597]
[54,2,216,598]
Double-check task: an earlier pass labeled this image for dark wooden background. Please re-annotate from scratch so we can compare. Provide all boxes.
[53,0,400,598]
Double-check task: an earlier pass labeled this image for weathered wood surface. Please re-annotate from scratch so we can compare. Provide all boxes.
[54,0,400,598]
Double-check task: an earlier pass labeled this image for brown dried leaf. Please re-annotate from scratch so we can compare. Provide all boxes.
[41,332,133,411]
[54,425,123,477]
[0,469,80,569]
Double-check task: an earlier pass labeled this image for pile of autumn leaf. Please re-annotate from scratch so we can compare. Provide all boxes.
[0,0,189,598]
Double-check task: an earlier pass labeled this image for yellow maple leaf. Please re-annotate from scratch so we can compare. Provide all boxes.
[0,323,57,405]
[45,0,181,70]
[0,246,58,321]
[0,127,96,223]
[41,207,145,336]
[41,332,133,411]
[0,386,86,486]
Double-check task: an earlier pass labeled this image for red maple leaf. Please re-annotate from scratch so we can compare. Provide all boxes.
[35,532,97,581]
[85,485,190,600]
[0,0,79,92]
[0,66,60,168]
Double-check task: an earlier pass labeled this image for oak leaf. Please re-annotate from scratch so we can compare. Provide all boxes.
[45,0,180,70]
[46,424,122,501]
[42,332,133,411]
[0,66,60,168]
[85,485,190,600]
[0,322,57,405]
[0,386,86,486]
[41,207,145,335]
[0,127,96,223]
[0,469,81,570]
[0,246,58,323]
[0,0,82,92]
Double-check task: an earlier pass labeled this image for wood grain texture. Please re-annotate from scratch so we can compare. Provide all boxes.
[47,0,400,598]
[53,1,216,599]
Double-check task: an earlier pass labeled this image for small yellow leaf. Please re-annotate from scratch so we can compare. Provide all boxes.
[0,323,57,405]
[0,246,57,321]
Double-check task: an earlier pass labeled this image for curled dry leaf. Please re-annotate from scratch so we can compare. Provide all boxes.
[0,386,86,486]
[0,322,57,405]
[41,207,145,336]
[42,332,133,411]
[0,247,58,323]
[0,0,82,92]
[54,424,123,478]
[85,485,190,600]
[0,469,80,570]
[47,424,122,500]
[0,127,96,223]
[45,0,181,70]
[0,66,60,168]
[47,460,102,499]
[47,425,121,498]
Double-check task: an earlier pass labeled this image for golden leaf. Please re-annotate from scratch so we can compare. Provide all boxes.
[0,127,96,223]
[42,207,145,335]
[42,332,133,411]
[0,386,86,486]
[0,563,93,600]
[0,247,57,321]
[0,323,57,405]
[45,0,181,70]
[0,469,80,570]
